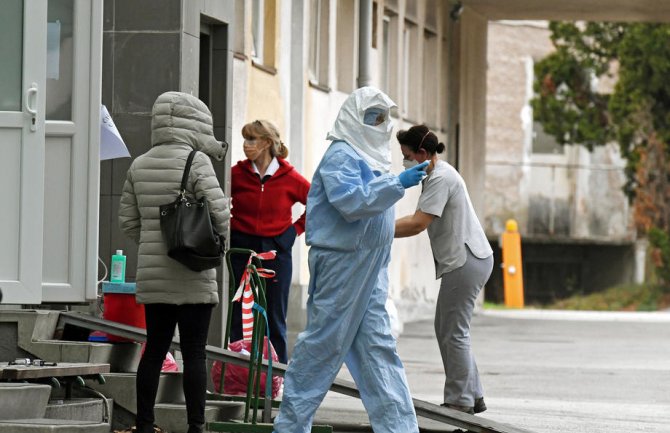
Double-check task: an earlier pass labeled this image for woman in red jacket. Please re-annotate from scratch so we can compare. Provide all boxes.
[229,120,310,363]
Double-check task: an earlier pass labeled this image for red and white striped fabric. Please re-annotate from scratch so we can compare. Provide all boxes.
[231,250,277,341]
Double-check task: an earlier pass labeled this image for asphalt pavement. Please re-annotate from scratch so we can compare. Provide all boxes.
[310,309,670,433]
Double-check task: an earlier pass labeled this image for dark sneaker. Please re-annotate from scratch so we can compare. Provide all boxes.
[474,397,487,413]
[440,402,475,415]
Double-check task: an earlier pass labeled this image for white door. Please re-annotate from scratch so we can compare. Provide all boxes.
[0,0,48,305]
[41,0,102,303]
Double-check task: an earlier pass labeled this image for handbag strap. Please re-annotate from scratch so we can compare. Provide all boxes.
[179,150,199,195]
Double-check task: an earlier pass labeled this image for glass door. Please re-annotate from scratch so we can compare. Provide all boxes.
[0,0,48,304]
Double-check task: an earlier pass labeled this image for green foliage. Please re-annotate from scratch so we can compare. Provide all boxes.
[531,22,623,150]
[547,283,670,311]
[533,21,670,285]
[532,22,670,196]
[648,227,670,286]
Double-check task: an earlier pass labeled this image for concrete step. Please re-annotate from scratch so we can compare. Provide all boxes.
[28,340,142,373]
[85,371,185,413]
[45,398,108,422]
[155,401,245,433]
[0,418,110,433]
[0,383,51,420]
[1,309,142,373]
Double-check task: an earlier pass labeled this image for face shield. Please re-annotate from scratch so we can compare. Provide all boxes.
[363,107,388,126]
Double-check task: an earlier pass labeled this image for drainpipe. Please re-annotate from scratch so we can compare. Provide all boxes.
[357,0,372,88]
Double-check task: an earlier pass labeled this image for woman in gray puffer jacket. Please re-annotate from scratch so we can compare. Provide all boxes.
[119,91,230,433]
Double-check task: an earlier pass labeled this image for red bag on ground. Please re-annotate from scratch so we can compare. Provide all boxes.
[211,337,282,398]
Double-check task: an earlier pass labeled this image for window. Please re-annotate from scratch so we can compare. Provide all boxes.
[440,34,449,129]
[405,0,417,21]
[309,0,330,88]
[422,30,438,126]
[528,56,563,154]
[251,0,264,62]
[425,0,437,32]
[381,11,399,101]
[251,0,276,70]
[233,0,245,55]
[335,0,354,92]
[532,121,564,154]
[46,0,74,120]
[402,20,419,119]
[0,0,22,111]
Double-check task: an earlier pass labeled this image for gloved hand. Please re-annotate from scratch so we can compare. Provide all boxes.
[398,161,429,188]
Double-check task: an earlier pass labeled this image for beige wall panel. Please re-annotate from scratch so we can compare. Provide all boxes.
[458,8,488,220]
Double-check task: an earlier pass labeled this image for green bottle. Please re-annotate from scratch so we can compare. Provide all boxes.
[110,250,126,283]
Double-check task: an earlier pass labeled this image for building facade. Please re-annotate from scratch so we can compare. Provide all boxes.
[98,0,485,347]
[484,21,638,304]
[6,0,656,352]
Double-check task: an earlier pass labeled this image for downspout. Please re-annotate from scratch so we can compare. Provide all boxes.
[357,0,372,88]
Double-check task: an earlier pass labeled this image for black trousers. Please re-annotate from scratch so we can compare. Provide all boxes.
[136,303,213,433]
[229,228,296,363]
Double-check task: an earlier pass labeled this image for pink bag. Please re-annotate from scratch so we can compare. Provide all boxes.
[210,337,282,398]
[139,344,180,372]
[161,351,179,372]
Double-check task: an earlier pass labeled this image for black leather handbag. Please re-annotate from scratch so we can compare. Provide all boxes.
[159,150,223,272]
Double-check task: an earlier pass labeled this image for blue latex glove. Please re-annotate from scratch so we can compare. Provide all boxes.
[398,161,429,188]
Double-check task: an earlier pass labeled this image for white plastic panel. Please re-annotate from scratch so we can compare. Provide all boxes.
[0,129,22,280]
[43,135,72,284]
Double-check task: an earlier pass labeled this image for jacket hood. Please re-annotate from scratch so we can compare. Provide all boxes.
[326,86,396,173]
[151,91,228,161]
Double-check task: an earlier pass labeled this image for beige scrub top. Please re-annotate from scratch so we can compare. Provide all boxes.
[417,160,493,279]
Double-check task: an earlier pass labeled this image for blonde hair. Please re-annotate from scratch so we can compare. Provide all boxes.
[241,120,289,158]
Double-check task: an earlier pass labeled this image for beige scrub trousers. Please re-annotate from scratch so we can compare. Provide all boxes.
[435,246,493,407]
[416,159,494,408]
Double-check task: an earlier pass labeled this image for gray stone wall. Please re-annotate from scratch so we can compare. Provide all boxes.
[483,21,636,301]
[485,21,554,236]
[100,0,183,279]
[484,21,633,242]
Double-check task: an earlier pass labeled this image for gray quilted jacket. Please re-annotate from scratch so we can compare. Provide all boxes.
[118,92,230,305]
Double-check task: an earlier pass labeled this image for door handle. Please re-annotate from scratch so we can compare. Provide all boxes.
[25,82,38,132]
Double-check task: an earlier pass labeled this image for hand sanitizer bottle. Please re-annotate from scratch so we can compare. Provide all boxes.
[110,250,126,283]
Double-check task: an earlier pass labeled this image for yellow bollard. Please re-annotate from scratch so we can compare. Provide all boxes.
[501,219,524,308]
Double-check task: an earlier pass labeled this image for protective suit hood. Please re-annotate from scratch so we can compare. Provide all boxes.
[326,86,397,173]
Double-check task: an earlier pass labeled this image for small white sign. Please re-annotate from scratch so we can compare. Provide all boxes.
[100,105,130,160]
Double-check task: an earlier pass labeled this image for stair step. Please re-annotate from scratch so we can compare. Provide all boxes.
[0,418,110,433]
[45,398,107,422]
[85,371,184,413]
[154,401,245,433]
[0,383,51,420]
[29,339,142,373]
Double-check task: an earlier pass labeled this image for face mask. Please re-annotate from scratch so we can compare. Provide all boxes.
[402,159,418,169]
[243,138,270,161]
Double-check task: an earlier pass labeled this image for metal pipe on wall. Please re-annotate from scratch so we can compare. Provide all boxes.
[357,0,372,88]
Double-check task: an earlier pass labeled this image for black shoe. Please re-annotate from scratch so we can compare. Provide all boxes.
[474,397,487,413]
[187,424,204,433]
[440,402,475,415]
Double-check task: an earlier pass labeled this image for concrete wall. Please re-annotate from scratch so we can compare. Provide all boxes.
[99,0,235,345]
[483,21,637,302]
[484,21,634,243]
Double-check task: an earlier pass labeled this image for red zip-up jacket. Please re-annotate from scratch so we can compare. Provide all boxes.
[230,158,310,237]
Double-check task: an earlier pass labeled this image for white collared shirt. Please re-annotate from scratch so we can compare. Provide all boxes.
[252,157,280,178]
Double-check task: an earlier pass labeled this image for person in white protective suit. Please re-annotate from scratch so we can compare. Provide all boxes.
[273,86,428,433]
